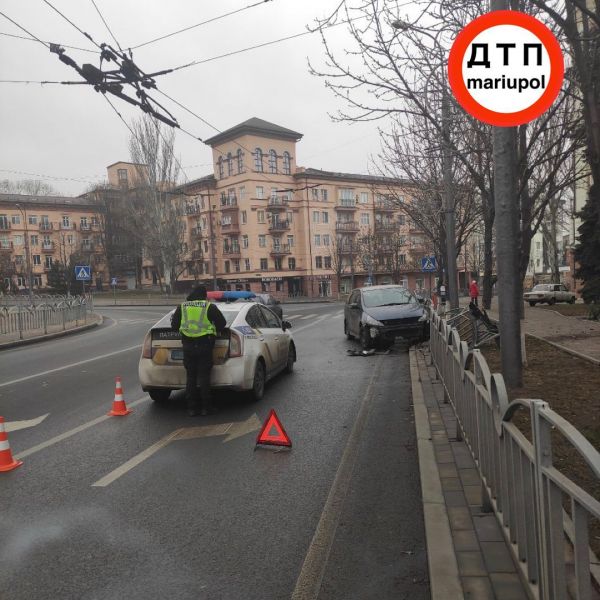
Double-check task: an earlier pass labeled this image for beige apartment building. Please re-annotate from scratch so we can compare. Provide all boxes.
[0,194,106,292]
[174,117,433,298]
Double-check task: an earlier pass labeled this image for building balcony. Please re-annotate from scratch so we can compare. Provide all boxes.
[340,244,355,254]
[220,197,238,211]
[60,223,75,230]
[190,227,203,238]
[191,250,203,260]
[268,219,290,233]
[270,244,291,256]
[335,221,359,233]
[185,204,201,215]
[79,224,91,232]
[41,242,55,252]
[39,222,54,232]
[336,199,357,210]
[0,222,11,232]
[374,200,396,212]
[266,197,289,211]
[221,222,240,235]
[223,247,242,258]
[0,242,13,252]
[374,221,397,232]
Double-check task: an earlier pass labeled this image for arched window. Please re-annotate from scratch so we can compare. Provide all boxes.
[217,156,224,179]
[282,151,291,175]
[237,149,243,173]
[254,148,263,172]
[269,149,277,174]
[227,152,233,176]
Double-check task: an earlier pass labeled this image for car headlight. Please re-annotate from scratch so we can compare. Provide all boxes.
[418,312,428,322]
[362,313,383,327]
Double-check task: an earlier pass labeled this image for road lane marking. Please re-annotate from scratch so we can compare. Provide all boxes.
[292,354,385,600]
[14,396,150,460]
[298,313,318,320]
[92,414,262,487]
[0,344,142,387]
[286,314,302,320]
[290,315,329,334]
[5,413,49,432]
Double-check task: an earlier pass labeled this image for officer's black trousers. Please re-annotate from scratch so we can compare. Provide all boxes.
[182,337,214,410]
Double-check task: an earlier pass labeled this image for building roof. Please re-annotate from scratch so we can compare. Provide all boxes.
[294,167,411,187]
[106,161,147,169]
[203,118,303,147]
[0,192,98,209]
[173,174,217,194]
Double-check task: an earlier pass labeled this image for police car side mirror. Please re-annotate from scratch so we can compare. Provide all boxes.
[282,320,292,331]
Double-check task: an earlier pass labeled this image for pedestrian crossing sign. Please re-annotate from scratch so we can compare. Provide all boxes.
[75,265,91,280]
[421,256,437,272]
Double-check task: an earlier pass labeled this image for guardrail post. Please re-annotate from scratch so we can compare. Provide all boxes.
[17,303,23,340]
[62,306,66,331]
[42,307,47,335]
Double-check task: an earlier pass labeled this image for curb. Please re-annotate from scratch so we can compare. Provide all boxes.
[409,349,463,600]
[0,314,103,350]
[526,332,600,366]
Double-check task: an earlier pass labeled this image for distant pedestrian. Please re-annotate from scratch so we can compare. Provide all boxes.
[171,285,226,416]
[469,280,480,307]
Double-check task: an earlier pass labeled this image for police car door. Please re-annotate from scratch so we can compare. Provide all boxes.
[258,305,287,369]
[247,305,279,375]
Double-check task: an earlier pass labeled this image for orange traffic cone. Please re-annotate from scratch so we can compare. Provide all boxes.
[0,416,23,472]
[108,376,132,416]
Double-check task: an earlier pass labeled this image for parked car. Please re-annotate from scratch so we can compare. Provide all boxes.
[344,285,429,349]
[523,283,576,307]
[234,293,283,318]
[139,302,295,403]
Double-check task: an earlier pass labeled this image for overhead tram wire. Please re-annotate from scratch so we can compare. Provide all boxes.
[0,11,49,47]
[41,0,102,49]
[0,31,98,52]
[130,0,274,51]
[90,0,123,51]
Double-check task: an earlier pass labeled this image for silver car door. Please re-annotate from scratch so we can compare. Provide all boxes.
[258,305,286,369]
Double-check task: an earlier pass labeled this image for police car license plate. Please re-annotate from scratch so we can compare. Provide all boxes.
[171,349,184,361]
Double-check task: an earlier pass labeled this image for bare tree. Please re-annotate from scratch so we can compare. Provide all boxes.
[128,116,185,293]
[0,179,60,196]
[328,234,353,295]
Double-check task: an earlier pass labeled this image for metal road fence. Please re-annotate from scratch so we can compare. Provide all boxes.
[429,311,600,600]
[0,295,90,339]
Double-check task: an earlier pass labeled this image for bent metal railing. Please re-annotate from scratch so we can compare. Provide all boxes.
[0,296,89,340]
[429,311,600,600]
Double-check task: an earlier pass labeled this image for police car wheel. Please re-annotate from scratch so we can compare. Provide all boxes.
[250,360,265,402]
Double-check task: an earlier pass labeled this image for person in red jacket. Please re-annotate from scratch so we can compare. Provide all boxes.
[469,280,480,307]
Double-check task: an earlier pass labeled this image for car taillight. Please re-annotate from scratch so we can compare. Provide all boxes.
[142,333,153,359]
[229,330,243,358]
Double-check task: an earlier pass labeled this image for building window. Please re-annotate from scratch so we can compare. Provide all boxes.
[217,157,224,179]
[287,235,294,247]
[257,210,265,224]
[82,238,91,249]
[259,235,266,248]
[360,213,370,225]
[11,215,20,225]
[237,149,244,173]
[313,211,320,223]
[242,235,249,248]
[30,235,38,246]
[397,215,405,225]
[62,216,70,228]
[256,186,264,199]
[241,210,247,224]
[33,254,41,266]
[223,261,229,273]
[245,258,251,271]
[315,256,323,269]
[283,151,291,175]
[324,256,332,269]
[16,276,24,287]
[227,152,233,176]
[33,275,42,287]
[13,235,23,246]
[45,256,53,268]
[14,255,23,265]
[0,215,8,229]
[287,211,293,223]
[322,211,329,224]
[273,257,283,270]
[239,186,245,202]
[339,188,354,201]
[323,234,330,246]
[254,148,263,172]
[234,259,240,272]
[312,188,319,201]
[67,235,74,245]
[118,169,128,182]
[260,258,268,270]
[288,257,296,270]
[204,240,209,252]
[360,192,368,204]
[321,189,328,202]
[268,149,277,174]
[314,234,321,246]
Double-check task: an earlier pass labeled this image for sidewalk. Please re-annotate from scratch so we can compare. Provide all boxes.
[410,346,530,600]
[0,313,102,350]
[462,297,600,363]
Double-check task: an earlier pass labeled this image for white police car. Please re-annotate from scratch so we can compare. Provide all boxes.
[138,302,296,403]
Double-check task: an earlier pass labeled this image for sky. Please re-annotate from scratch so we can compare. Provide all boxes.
[0,0,406,196]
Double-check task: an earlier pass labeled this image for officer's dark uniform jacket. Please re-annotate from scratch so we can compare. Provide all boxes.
[171,300,226,342]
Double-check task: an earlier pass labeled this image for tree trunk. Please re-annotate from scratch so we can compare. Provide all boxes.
[482,216,494,310]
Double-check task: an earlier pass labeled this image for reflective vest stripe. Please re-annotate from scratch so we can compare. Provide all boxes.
[179,301,216,337]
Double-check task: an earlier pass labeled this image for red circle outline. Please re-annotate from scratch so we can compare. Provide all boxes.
[448,10,564,126]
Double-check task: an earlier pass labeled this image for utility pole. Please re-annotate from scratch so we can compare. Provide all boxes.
[208,201,218,291]
[491,0,523,387]
[442,92,459,309]
[15,203,33,304]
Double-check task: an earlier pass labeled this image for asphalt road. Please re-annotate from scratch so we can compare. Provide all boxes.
[0,303,428,600]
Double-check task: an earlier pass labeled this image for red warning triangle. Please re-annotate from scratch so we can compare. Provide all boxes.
[256,409,292,447]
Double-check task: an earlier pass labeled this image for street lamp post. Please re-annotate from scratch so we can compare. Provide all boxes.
[15,203,34,304]
[392,19,459,309]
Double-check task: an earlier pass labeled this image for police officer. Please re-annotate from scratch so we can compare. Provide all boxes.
[171,285,226,416]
